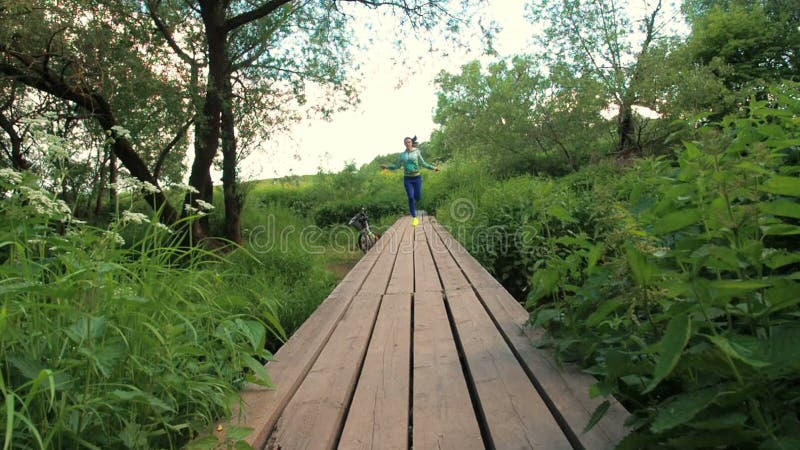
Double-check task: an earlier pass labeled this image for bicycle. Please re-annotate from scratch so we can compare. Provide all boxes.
[348,207,380,253]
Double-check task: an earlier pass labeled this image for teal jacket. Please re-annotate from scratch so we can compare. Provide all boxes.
[386,149,435,177]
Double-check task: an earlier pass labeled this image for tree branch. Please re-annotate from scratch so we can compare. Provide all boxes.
[225,0,293,33]
[145,0,201,67]
[563,5,616,95]
[153,115,195,180]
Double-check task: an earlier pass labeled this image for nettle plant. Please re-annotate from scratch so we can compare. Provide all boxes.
[613,92,798,447]
[532,84,800,449]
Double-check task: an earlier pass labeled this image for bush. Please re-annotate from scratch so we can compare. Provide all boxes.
[530,86,800,448]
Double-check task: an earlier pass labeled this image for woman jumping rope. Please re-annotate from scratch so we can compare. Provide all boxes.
[381,136,439,227]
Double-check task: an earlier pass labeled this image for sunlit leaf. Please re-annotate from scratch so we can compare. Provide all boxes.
[760,223,800,236]
[706,334,770,368]
[761,176,800,197]
[533,308,561,328]
[626,244,657,287]
[651,386,720,432]
[707,279,771,294]
[765,281,800,314]
[526,268,561,307]
[760,199,800,219]
[653,208,702,234]
[583,400,610,433]
[67,316,107,342]
[586,243,604,274]
[185,436,219,450]
[226,426,254,441]
[763,250,800,269]
[644,313,691,393]
[242,354,272,388]
[546,203,576,223]
[586,298,623,327]
[236,319,266,352]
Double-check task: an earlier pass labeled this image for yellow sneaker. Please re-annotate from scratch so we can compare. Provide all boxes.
[412,217,419,227]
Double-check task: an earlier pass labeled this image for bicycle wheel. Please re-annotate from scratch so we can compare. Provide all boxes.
[359,232,377,253]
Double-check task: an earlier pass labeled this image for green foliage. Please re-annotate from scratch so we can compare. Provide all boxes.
[682,1,800,117]
[437,159,627,301]
[433,58,544,173]
[431,57,613,176]
[240,199,339,341]
[527,0,671,156]
[252,159,413,229]
[0,175,290,449]
[521,84,800,448]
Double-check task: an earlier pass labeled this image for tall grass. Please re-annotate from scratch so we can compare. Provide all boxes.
[239,196,339,348]
[0,174,284,449]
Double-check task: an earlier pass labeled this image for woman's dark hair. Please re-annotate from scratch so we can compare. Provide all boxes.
[404,135,419,147]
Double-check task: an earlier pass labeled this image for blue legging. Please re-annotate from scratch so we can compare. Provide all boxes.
[403,176,422,218]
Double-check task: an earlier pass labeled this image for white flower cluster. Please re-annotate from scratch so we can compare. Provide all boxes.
[121,210,150,225]
[141,181,161,194]
[110,125,132,140]
[170,183,200,194]
[103,230,125,246]
[184,198,215,216]
[0,168,22,185]
[153,222,173,233]
[46,135,69,161]
[109,177,144,192]
[117,210,173,233]
[195,199,215,211]
[18,186,72,218]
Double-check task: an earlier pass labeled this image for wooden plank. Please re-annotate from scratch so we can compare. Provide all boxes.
[266,292,383,450]
[429,219,629,449]
[329,217,402,297]
[424,221,470,292]
[385,220,414,295]
[218,218,403,449]
[412,291,483,450]
[446,289,572,449]
[360,238,397,294]
[429,220,503,290]
[477,288,629,449]
[338,293,412,450]
[414,223,441,293]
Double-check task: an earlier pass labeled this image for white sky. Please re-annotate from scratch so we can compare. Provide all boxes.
[235,0,684,180]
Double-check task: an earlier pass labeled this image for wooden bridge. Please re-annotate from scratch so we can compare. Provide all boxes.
[213,216,629,449]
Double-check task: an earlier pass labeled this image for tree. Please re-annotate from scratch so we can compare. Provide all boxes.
[432,56,609,176]
[0,0,195,224]
[2,0,483,244]
[528,0,670,157]
[146,0,480,244]
[434,58,547,174]
[684,1,799,93]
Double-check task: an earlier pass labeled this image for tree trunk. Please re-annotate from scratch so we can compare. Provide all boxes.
[617,100,636,157]
[185,2,228,242]
[221,78,242,245]
[94,147,107,216]
[0,111,30,170]
[617,0,661,158]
